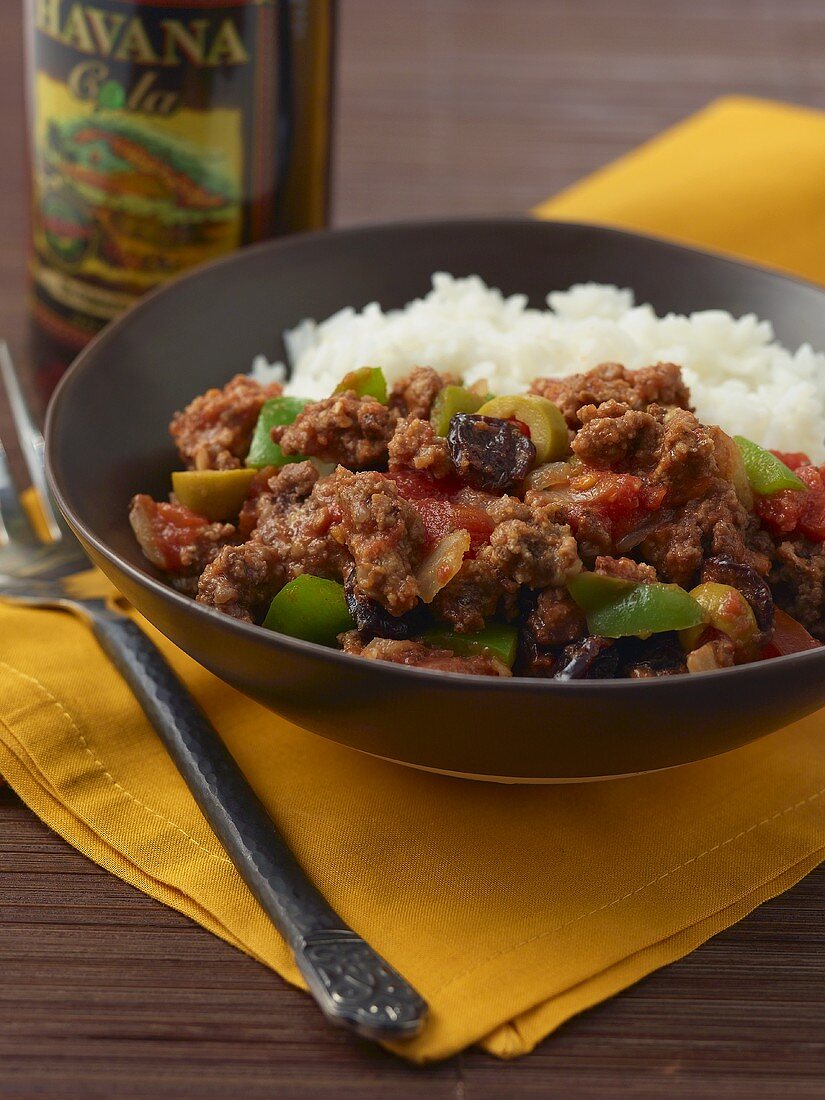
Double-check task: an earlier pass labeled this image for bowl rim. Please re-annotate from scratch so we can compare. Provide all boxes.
[45,214,825,693]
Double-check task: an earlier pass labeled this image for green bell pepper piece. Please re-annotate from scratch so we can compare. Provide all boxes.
[246,396,310,469]
[419,623,518,667]
[263,575,354,646]
[332,366,388,403]
[734,436,807,495]
[430,385,486,436]
[568,573,705,639]
[566,572,634,611]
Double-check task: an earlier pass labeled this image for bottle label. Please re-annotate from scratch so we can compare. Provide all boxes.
[28,0,282,345]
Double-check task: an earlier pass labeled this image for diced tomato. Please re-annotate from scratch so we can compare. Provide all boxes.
[450,503,496,551]
[756,489,807,536]
[761,609,820,658]
[769,450,811,471]
[641,483,668,511]
[149,502,210,572]
[412,498,494,553]
[757,462,825,543]
[386,469,464,501]
[797,465,825,542]
[566,468,666,543]
[413,499,456,547]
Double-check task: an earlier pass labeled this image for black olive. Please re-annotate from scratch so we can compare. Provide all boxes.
[554,636,618,680]
[516,620,559,677]
[616,633,687,678]
[447,414,536,494]
[701,557,774,633]
[344,569,426,640]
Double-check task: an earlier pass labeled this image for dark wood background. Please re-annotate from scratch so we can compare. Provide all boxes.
[2,1,825,1095]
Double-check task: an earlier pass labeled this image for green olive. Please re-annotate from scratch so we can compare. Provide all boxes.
[679,581,759,658]
[430,385,486,435]
[172,468,256,521]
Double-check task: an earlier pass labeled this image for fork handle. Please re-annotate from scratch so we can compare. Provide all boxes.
[87,608,427,1042]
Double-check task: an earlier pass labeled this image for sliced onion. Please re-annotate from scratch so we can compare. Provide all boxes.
[487,656,513,678]
[452,486,498,511]
[613,509,674,554]
[526,461,572,491]
[686,641,727,673]
[708,425,753,508]
[416,529,471,603]
[128,497,166,570]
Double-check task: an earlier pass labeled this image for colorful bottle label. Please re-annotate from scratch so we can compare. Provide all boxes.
[27,0,330,352]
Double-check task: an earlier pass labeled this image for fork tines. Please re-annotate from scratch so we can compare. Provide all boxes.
[0,431,40,550]
[0,342,65,543]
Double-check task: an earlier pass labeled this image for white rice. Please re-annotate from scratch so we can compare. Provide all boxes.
[251,273,825,460]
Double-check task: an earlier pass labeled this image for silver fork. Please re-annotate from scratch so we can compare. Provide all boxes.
[0,345,427,1043]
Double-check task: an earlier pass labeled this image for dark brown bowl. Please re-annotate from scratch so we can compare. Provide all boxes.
[45,218,825,781]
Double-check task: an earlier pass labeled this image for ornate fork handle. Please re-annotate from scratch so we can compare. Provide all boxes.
[87,605,428,1041]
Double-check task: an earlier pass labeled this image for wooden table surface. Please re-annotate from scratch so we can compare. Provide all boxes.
[2,1,825,1095]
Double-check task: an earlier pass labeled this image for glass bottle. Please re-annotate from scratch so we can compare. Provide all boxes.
[24,0,336,396]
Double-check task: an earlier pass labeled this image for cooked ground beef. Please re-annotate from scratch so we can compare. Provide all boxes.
[197,541,286,622]
[431,558,515,634]
[558,398,769,584]
[170,374,282,471]
[531,361,691,428]
[479,505,580,589]
[238,461,320,538]
[594,555,658,583]
[640,483,771,587]
[429,498,580,631]
[339,632,507,676]
[572,402,716,503]
[388,417,454,477]
[525,587,586,647]
[549,503,613,563]
[572,402,663,470]
[388,366,454,419]
[650,408,719,505]
[770,537,825,638]
[273,392,401,469]
[332,468,426,615]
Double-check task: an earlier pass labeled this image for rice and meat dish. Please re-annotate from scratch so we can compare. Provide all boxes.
[129,278,824,679]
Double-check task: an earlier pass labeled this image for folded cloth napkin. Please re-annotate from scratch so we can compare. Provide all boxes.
[2,96,824,1064]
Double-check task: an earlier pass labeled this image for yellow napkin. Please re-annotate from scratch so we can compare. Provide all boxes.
[536,95,825,281]
[2,96,825,1064]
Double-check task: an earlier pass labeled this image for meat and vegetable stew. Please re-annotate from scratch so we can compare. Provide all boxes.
[130,361,823,678]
